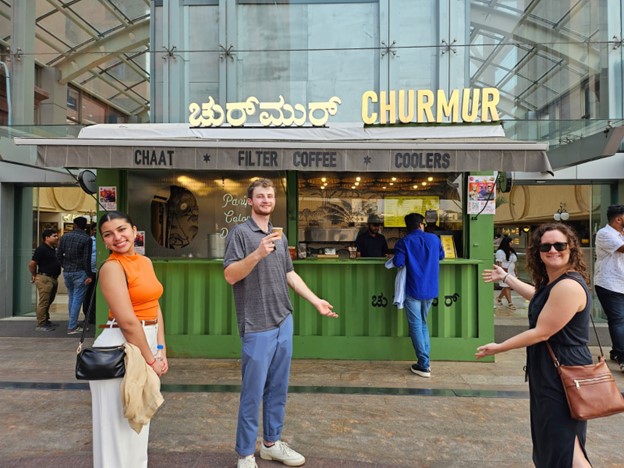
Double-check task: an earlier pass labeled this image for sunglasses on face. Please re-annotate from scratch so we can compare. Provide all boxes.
[539,242,568,252]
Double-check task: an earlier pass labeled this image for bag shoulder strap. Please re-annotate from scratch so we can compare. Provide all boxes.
[545,342,560,368]
[78,271,98,349]
[77,259,129,348]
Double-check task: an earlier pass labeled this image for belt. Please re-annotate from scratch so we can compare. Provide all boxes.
[38,272,59,279]
[98,319,158,329]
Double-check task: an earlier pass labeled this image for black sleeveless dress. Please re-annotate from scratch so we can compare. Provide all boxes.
[526,271,592,467]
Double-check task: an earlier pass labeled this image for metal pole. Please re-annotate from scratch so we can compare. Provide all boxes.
[0,61,11,126]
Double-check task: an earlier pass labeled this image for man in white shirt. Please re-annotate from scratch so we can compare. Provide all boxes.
[594,204,624,372]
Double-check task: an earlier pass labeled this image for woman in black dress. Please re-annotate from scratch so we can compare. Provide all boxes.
[477,223,592,467]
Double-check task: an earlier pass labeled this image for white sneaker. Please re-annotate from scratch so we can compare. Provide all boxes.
[260,440,305,466]
[237,455,257,468]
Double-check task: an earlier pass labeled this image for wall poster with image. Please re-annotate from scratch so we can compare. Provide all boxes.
[134,230,146,255]
[467,176,496,215]
[99,186,117,211]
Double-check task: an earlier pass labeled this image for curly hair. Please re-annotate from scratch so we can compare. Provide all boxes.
[526,223,590,289]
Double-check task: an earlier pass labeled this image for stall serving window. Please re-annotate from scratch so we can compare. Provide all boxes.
[298,172,464,257]
[127,171,288,258]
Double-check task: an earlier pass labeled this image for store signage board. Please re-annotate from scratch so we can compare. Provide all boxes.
[187,88,501,127]
[39,143,549,173]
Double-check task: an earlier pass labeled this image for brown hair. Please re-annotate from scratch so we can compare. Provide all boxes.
[247,178,274,199]
[526,223,590,289]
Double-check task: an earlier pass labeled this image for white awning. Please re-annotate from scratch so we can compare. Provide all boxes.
[15,123,552,174]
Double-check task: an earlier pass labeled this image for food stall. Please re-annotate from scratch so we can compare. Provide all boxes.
[17,123,551,361]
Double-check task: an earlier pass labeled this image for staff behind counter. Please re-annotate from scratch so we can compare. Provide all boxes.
[355,215,389,257]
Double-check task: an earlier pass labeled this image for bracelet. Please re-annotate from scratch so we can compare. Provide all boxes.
[503,273,510,284]
[146,358,156,367]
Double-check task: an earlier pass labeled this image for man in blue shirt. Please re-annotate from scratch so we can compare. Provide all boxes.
[392,212,445,377]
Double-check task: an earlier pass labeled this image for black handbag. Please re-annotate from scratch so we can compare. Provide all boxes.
[75,273,126,380]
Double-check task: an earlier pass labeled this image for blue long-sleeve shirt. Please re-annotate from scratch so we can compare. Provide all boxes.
[392,230,445,300]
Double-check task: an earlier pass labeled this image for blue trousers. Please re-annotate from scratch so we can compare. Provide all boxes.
[404,296,433,369]
[596,285,624,361]
[236,314,293,457]
[64,271,88,330]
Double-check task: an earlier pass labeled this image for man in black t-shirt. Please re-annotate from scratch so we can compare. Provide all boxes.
[28,229,62,331]
[355,214,389,257]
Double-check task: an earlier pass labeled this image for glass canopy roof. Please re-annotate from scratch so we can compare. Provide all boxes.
[0,0,611,129]
[0,0,150,118]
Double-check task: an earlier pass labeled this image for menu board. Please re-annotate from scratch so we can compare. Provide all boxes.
[440,234,457,259]
[384,196,440,227]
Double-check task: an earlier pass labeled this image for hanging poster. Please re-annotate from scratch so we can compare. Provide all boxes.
[135,230,145,255]
[99,186,117,211]
[467,175,496,215]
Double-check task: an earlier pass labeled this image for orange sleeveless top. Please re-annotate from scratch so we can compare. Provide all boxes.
[106,252,163,321]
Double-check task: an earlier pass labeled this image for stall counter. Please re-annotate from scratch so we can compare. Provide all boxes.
[141,258,493,361]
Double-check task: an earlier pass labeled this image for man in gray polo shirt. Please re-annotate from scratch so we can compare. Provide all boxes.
[224,178,338,468]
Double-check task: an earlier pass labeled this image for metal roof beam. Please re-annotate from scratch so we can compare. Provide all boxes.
[56,20,149,85]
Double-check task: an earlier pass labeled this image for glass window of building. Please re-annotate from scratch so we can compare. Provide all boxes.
[298,172,464,256]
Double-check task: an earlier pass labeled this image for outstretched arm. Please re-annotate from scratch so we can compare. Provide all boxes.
[287,270,338,318]
[483,264,535,301]
[476,278,586,358]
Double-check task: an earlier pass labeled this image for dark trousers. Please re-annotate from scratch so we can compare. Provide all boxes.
[82,273,97,324]
[596,285,624,362]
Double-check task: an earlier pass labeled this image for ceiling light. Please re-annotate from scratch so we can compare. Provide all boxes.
[391,177,397,181]
[421,181,427,186]
[321,177,326,182]
[428,176,433,182]
[356,176,361,181]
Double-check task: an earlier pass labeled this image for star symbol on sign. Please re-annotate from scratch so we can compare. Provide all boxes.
[203,153,211,163]
[363,155,372,165]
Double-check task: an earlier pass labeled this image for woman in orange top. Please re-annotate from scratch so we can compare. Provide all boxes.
[89,211,167,468]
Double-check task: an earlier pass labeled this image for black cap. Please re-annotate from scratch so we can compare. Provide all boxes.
[367,214,383,225]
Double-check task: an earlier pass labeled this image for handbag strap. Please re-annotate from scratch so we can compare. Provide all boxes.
[546,312,605,368]
[78,259,129,348]
[78,272,98,347]
[589,313,605,357]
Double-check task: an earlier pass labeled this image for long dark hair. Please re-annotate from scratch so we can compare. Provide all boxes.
[497,236,516,261]
[98,211,135,234]
[526,223,589,289]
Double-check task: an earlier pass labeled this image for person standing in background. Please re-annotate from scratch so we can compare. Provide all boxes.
[28,229,61,332]
[495,236,518,309]
[355,214,389,257]
[56,216,92,334]
[594,204,624,371]
[82,222,98,324]
[392,212,445,378]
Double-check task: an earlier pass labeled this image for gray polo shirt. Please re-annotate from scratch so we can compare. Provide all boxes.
[223,218,294,336]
